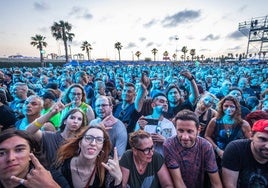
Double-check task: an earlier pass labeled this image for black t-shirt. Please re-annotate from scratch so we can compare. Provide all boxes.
[164,99,194,119]
[222,139,268,188]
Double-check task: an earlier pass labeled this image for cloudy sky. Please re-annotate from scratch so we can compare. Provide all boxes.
[0,0,267,60]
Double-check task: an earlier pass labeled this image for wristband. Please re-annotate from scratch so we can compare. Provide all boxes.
[33,120,43,128]
[189,75,195,81]
[215,146,220,153]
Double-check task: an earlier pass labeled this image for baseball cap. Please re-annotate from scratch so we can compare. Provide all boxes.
[252,119,268,133]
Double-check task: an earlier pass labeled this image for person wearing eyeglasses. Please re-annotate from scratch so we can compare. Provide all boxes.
[61,84,95,123]
[119,130,173,188]
[90,95,127,158]
[52,125,122,188]
[163,110,222,188]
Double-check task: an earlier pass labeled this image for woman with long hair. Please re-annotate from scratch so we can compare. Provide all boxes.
[61,84,95,123]
[53,125,122,188]
[194,92,218,137]
[26,104,88,169]
[205,95,251,165]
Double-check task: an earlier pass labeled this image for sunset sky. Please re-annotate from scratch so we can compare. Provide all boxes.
[0,0,267,60]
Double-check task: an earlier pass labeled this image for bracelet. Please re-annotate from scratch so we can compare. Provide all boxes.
[215,146,220,153]
[33,120,43,128]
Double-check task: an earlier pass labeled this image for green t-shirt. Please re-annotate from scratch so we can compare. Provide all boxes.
[41,108,61,128]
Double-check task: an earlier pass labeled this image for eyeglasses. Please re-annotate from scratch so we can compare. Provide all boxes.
[134,146,154,155]
[70,92,82,96]
[95,104,110,108]
[84,135,105,144]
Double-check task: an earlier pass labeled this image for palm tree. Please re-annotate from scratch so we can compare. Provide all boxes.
[163,51,169,61]
[200,54,205,62]
[30,34,47,67]
[114,42,123,61]
[47,53,57,59]
[51,20,75,63]
[81,41,93,61]
[135,51,141,60]
[181,46,188,62]
[180,55,184,61]
[190,49,196,62]
[263,52,266,60]
[172,53,177,61]
[151,48,158,61]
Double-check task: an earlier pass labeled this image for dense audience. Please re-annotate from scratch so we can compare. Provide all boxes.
[0,61,268,187]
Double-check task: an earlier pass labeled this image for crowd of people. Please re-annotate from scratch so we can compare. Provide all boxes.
[0,61,268,187]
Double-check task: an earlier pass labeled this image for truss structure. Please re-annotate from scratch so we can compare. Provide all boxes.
[239,15,268,57]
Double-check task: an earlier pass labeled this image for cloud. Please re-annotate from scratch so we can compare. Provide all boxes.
[33,2,49,11]
[38,27,48,33]
[139,37,146,42]
[69,6,93,20]
[143,19,158,28]
[69,40,81,47]
[146,42,154,47]
[227,30,245,39]
[199,48,211,52]
[201,34,220,41]
[238,5,247,12]
[125,42,137,49]
[168,35,179,41]
[227,45,242,51]
[161,9,201,28]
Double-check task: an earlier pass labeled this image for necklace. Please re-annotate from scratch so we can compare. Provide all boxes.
[134,158,147,173]
[75,159,94,183]
[137,164,147,173]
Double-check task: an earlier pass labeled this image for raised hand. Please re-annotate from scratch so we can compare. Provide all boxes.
[102,147,122,185]
[141,72,150,89]
[101,114,117,128]
[10,153,60,188]
[179,69,192,80]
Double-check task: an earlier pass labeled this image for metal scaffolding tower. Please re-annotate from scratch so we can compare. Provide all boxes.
[239,15,268,57]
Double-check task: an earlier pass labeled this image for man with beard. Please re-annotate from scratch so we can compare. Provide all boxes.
[222,119,268,188]
[135,92,176,156]
[90,95,127,158]
[164,70,198,120]
[113,72,148,136]
[163,110,222,188]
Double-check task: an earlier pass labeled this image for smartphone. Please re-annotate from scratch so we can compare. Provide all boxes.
[143,118,158,125]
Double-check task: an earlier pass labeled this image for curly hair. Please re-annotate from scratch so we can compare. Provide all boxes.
[56,125,111,187]
[129,130,151,148]
[216,95,243,125]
